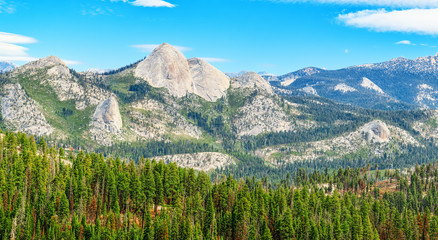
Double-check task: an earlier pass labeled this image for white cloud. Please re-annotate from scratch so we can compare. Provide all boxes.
[0,42,30,56]
[395,40,414,45]
[338,9,438,35]
[0,33,37,62]
[109,0,175,8]
[0,32,37,44]
[199,57,230,63]
[131,0,175,7]
[0,32,81,65]
[132,44,191,52]
[271,0,438,8]
[0,56,37,62]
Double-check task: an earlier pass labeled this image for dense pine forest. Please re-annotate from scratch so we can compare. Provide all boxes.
[3,131,438,239]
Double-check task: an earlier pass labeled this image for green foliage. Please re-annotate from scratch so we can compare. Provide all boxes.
[3,131,438,240]
[15,71,95,136]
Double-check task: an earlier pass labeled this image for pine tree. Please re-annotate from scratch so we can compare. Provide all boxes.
[143,207,152,240]
[142,160,156,206]
[261,221,272,240]
[352,212,363,240]
[154,170,163,213]
[204,193,215,239]
[279,207,294,239]
[310,220,320,240]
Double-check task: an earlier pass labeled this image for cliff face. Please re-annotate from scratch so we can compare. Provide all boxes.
[188,58,230,102]
[89,97,123,146]
[1,84,53,136]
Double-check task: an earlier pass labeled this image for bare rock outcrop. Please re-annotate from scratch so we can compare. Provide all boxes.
[258,120,417,165]
[188,58,230,101]
[1,84,53,136]
[231,72,274,94]
[233,95,295,136]
[155,152,235,171]
[361,120,391,143]
[129,98,201,140]
[134,43,194,98]
[89,97,123,145]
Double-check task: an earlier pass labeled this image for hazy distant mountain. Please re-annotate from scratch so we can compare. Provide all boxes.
[261,67,324,85]
[225,71,248,78]
[0,61,15,73]
[87,68,112,74]
[275,54,438,110]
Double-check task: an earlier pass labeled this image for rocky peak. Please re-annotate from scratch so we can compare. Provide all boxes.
[361,120,391,143]
[38,55,67,67]
[134,43,194,98]
[232,72,274,94]
[188,58,230,102]
[16,55,70,77]
[91,96,123,132]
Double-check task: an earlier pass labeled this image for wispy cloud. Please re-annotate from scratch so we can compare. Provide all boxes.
[0,0,16,14]
[0,32,37,44]
[109,0,175,8]
[0,33,37,62]
[0,32,81,65]
[132,44,191,52]
[131,0,175,7]
[394,40,437,48]
[395,40,414,45]
[0,56,37,62]
[269,0,438,8]
[82,7,114,16]
[338,9,438,35]
[199,57,230,63]
[0,42,31,57]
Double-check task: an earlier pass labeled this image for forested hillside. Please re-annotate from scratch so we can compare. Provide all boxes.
[4,45,438,178]
[2,131,438,239]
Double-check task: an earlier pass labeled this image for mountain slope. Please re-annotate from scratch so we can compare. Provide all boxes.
[0,44,435,173]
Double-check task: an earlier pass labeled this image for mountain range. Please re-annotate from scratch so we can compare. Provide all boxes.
[0,61,15,73]
[1,44,438,172]
[266,53,438,110]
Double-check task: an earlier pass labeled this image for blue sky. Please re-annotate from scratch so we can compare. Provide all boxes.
[1,0,438,75]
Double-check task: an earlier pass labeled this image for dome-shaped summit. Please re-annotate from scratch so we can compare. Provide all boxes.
[134,43,194,98]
